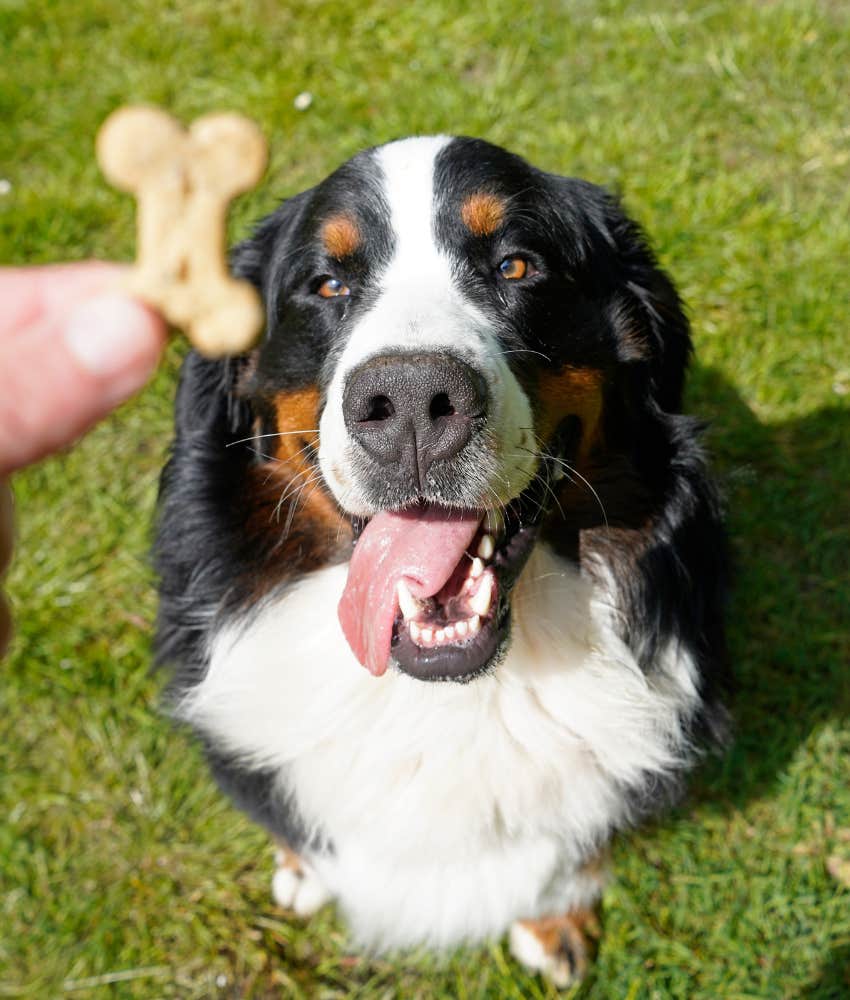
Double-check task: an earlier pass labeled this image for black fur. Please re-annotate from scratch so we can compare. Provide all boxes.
[155,135,729,852]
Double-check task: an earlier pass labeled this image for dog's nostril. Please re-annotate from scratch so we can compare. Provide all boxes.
[362,394,396,422]
[429,392,455,420]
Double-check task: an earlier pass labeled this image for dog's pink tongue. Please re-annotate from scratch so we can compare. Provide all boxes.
[338,507,481,676]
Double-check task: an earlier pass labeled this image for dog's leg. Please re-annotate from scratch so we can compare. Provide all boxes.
[270,842,332,917]
[509,906,602,988]
[509,853,607,988]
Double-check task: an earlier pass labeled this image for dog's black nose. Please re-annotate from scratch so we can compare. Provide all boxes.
[343,353,488,488]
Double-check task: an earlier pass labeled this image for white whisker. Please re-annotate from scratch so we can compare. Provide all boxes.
[227,429,319,449]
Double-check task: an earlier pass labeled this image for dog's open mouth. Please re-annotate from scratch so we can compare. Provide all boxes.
[388,508,540,682]
[337,459,554,683]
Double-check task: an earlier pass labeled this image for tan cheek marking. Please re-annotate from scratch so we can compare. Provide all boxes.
[461,192,506,237]
[271,388,341,529]
[241,391,349,598]
[273,388,320,464]
[320,214,361,258]
[537,366,605,460]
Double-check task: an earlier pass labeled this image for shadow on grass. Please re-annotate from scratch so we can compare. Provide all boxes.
[686,365,850,808]
[801,943,850,999]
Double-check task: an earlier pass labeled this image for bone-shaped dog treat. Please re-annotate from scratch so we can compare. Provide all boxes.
[97,106,268,357]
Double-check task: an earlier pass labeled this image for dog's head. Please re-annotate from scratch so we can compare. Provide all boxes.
[216,136,691,683]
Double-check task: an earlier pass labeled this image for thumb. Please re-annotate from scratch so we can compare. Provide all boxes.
[0,294,167,476]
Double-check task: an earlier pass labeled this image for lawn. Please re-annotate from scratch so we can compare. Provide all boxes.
[2,0,849,997]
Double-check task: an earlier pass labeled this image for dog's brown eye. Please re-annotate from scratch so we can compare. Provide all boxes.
[498,256,529,280]
[317,277,350,298]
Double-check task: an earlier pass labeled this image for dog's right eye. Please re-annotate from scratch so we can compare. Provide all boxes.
[317,277,351,298]
[498,256,539,281]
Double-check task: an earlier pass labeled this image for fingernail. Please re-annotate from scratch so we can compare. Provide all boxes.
[65,294,161,378]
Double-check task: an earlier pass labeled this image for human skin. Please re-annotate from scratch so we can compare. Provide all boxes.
[0,261,167,655]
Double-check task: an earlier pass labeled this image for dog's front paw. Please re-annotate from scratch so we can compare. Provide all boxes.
[509,909,600,989]
[271,847,331,917]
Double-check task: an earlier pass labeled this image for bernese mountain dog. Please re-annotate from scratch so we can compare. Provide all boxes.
[154,136,728,987]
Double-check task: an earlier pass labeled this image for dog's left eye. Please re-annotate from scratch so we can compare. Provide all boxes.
[317,277,351,298]
[498,256,534,281]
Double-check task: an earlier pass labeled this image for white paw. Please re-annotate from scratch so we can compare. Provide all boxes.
[271,867,300,908]
[509,921,578,989]
[291,870,332,917]
[271,860,331,917]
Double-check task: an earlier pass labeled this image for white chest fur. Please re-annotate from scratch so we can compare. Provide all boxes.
[180,545,700,948]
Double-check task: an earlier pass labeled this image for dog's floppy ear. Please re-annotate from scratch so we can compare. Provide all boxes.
[172,194,311,442]
[544,175,692,415]
[172,351,250,441]
[600,196,692,414]
[231,190,312,338]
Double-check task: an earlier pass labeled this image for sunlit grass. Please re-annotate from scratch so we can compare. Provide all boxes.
[2,1,849,996]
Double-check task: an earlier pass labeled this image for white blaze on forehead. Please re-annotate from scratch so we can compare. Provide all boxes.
[336,135,470,367]
[376,135,453,284]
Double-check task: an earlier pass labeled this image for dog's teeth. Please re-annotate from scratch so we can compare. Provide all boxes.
[469,573,493,616]
[420,626,434,643]
[444,625,455,641]
[470,557,484,579]
[468,614,481,636]
[397,580,419,620]
[477,534,494,561]
[455,620,468,638]
[435,628,446,643]
[409,620,421,642]
[552,463,566,483]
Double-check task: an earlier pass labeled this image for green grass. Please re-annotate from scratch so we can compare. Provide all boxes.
[2,0,849,996]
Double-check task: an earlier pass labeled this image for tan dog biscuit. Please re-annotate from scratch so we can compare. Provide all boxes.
[97,106,268,357]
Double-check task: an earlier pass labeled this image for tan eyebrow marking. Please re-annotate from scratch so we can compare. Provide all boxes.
[320,214,361,258]
[461,192,506,236]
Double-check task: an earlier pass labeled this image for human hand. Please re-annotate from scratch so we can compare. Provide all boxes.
[0,261,167,656]
[0,261,167,477]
